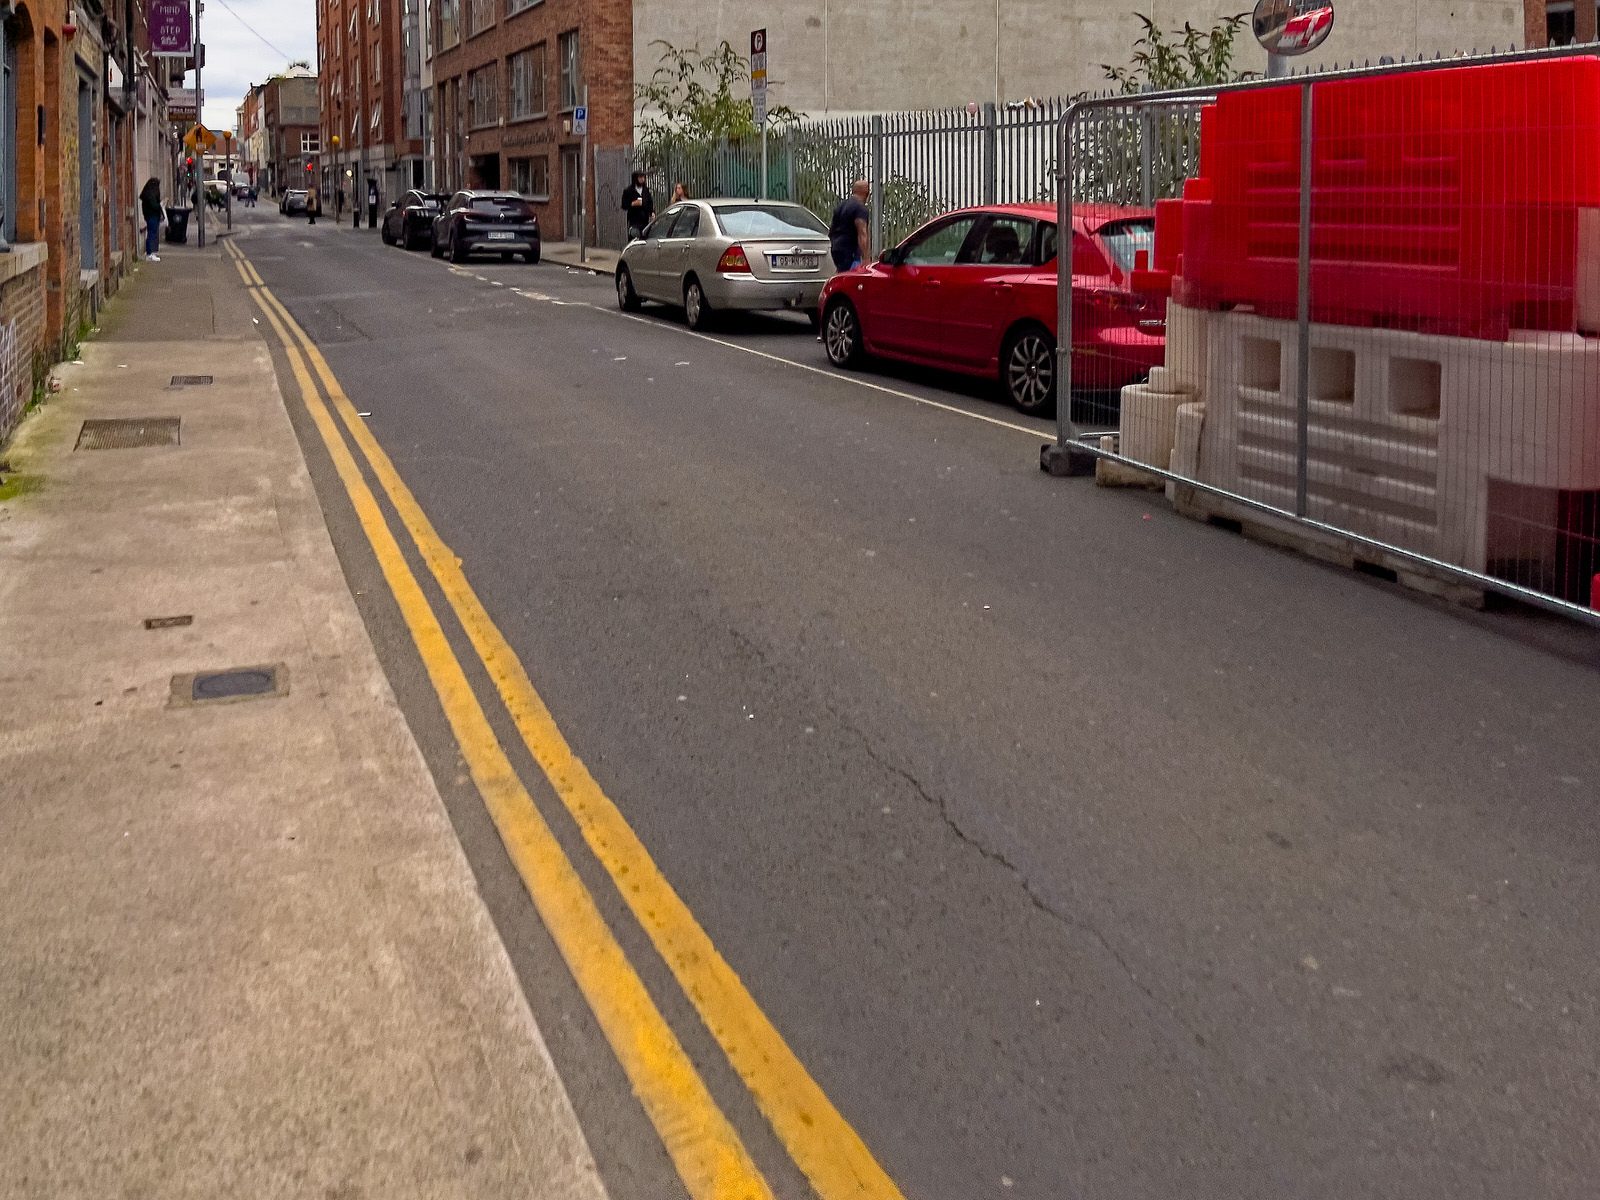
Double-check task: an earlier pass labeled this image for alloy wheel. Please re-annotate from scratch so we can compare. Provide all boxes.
[825,304,858,366]
[685,282,703,328]
[1007,332,1056,413]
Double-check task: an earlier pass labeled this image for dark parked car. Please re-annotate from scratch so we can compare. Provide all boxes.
[429,191,541,264]
[382,190,450,250]
[280,189,308,216]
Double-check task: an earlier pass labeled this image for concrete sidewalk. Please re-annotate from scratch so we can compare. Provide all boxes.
[541,241,620,275]
[0,242,608,1198]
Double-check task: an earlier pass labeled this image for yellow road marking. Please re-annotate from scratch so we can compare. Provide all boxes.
[237,242,776,1200]
[235,240,910,1200]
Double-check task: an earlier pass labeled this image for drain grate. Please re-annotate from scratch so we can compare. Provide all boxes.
[169,664,289,708]
[143,615,194,630]
[76,417,181,451]
[170,375,213,387]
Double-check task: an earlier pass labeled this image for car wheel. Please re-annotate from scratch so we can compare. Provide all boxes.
[449,234,467,264]
[525,249,540,264]
[616,267,642,312]
[1002,325,1058,416]
[429,233,443,259]
[381,223,394,246]
[824,300,864,368]
[684,277,713,331]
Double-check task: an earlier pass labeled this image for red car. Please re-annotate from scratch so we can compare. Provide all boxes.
[819,203,1166,415]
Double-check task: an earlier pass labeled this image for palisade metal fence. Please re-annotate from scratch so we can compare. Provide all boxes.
[641,97,1176,249]
[1050,48,1600,626]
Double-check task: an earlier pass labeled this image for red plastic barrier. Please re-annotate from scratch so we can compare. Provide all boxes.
[1149,58,1600,339]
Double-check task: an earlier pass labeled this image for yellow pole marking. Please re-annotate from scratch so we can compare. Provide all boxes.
[243,266,777,1200]
[239,244,909,1200]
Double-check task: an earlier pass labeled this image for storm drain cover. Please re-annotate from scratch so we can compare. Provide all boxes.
[75,417,181,450]
[169,664,289,708]
[170,375,213,387]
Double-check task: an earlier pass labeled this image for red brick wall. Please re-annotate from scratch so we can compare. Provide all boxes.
[0,256,49,444]
[430,0,633,242]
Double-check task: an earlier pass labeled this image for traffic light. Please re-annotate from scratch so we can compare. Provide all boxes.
[306,161,314,173]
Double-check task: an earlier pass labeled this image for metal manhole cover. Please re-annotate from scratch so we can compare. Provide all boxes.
[170,375,213,387]
[169,664,289,708]
[75,417,181,450]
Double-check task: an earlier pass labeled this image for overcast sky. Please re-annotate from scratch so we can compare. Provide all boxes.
[200,0,318,129]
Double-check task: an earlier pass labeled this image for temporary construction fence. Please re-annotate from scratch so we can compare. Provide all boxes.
[1044,48,1600,626]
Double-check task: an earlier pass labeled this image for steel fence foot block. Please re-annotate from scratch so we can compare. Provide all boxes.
[1040,442,1097,477]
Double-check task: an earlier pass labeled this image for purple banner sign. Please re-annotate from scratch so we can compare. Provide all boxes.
[149,0,193,57]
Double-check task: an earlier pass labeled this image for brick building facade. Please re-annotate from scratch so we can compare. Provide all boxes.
[426,0,632,243]
[316,0,423,218]
[0,0,171,447]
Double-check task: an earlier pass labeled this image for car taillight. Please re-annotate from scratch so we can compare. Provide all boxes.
[717,244,751,273]
[1086,290,1147,315]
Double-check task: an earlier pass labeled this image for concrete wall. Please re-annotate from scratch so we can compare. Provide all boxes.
[633,0,1524,119]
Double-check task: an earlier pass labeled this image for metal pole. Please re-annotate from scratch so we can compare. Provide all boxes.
[982,102,997,205]
[1266,52,1289,79]
[579,83,589,262]
[1055,107,1072,447]
[869,114,884,257]
[195,0,204,248]
[1139,108,1154,206]
[1294,80,1314,518]
[760,115,768,201]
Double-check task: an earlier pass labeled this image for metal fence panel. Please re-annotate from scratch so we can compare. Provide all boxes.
[1050,48,1600,627]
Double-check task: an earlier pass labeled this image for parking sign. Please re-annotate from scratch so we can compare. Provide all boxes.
[751,28,768,117]
[572,106,588,137]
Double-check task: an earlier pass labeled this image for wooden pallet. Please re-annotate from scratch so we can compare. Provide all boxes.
[1169,482,1487,610]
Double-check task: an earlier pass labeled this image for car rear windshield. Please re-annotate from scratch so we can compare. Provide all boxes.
[713,205,827,239]
[1098,220,1156,271]
[470,198,535,219]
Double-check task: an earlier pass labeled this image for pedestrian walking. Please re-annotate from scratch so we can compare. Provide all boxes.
[307,189,322,225]
[829,180,872,273]
[335,186,345,221]
[139,177,163,263]
[367,180,380,230]
[622,171,655,241]
[670,181,691,203]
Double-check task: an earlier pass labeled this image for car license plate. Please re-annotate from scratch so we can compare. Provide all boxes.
[489,231,515,241]
[771,254,818,270]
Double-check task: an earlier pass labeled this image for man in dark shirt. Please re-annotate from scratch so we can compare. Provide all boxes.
[829,179,871,272]
[622,172,655,240]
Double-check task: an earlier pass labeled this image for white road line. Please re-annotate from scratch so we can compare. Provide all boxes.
[450,256,1051,442]
[609,311,1048,440]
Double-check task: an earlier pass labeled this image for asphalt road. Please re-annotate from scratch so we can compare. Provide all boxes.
[235,208,1600,1200]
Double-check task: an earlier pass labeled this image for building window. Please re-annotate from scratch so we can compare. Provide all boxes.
[508,45,546,120]
[507,0,540,14]
[302,131,321,154]
[468,65,499,129]
[467,0,495,36]
[438,0,460,48]
[509,155,549,200]
[557,30,580,111]
[2,21,16,243]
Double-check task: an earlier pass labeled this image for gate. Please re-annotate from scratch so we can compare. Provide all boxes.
[1046,48,1600,626]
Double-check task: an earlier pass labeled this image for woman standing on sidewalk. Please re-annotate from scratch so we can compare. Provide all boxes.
[307,189,322,226]
[140,179,163,264]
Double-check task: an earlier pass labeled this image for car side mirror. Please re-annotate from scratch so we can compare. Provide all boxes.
[878,248,900,267]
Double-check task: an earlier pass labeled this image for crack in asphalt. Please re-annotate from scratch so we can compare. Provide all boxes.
[831,702,1210,1052]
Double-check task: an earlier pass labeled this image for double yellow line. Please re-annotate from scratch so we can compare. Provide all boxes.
[225,241,907,1200]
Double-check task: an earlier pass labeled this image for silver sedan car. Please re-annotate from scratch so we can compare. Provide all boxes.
[615,198,833,330]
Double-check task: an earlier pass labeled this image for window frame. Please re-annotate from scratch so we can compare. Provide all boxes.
[557,29,581,112]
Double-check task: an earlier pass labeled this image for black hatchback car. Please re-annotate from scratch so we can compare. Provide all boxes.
[382,190,449,250]
[429,191,542,264]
